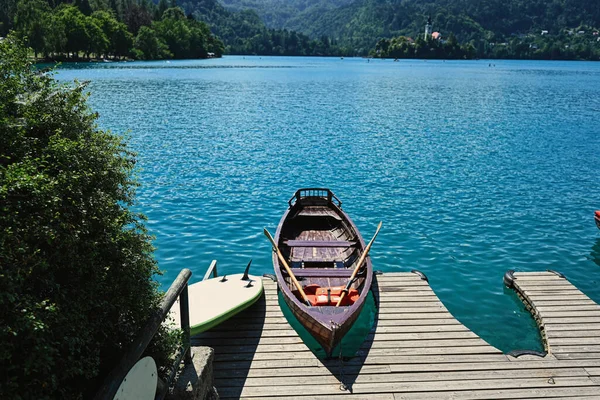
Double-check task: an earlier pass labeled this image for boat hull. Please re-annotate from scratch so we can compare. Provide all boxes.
[280,287,365,354]
[272,188,373,356]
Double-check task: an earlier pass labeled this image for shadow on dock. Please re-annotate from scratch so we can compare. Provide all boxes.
[191,294,266,399]
[321,274,380,393]
[193,272,600,399]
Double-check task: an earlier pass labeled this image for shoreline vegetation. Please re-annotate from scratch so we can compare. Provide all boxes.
[1,0,350,62]
[4,0,225,61]
[0,35,178,399]
[371,32,600,61]
[2,0,599,62]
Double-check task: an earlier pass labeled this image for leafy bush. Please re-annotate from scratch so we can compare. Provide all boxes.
[0,36,176,399]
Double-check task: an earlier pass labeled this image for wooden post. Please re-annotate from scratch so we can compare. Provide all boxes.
[179,285,192,365]
[93,268,192,400]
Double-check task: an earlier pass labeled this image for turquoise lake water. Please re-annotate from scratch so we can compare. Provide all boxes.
[55,56,600,353]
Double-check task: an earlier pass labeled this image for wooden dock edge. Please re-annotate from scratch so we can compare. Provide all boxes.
[504,269,552,354]
[189,271,600,399]
[505,270,600,359]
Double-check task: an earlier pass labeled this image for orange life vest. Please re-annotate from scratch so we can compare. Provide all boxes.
[297,284,360,306]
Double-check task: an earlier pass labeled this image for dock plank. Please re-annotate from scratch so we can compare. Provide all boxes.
[217,367,591,390]
[193,273,600,399]
[510,271,600,364]
[222,376,597,398]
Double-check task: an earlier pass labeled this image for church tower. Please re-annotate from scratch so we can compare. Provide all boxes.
[424,16,432,40]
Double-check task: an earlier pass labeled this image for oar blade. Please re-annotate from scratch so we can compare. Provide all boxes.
[263,228,276,247]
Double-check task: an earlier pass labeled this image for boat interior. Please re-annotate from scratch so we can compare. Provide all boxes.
[278,204,367,307]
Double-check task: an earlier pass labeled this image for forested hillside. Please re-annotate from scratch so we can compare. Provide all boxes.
[0,0,347,59]
[219,0,600,58]
[178,0,349,55]
[218,0,353,27]
[1,0,599,59]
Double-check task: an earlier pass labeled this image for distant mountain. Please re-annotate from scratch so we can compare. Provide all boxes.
[218,0,354,28]
[177,0,349,55]
[216,0,600,53]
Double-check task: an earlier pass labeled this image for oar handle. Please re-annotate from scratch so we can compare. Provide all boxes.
[264,228,312,307]
[336,221,382,307]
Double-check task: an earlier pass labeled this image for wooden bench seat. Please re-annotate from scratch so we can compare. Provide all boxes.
[296,208,342,220]
[284,240,356,248]
[289,268,353,278]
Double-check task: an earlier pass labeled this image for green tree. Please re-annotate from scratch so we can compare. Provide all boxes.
[156,0,169,19]
[56,5,90,59]
[0,35,177,399]
[0,0,17,36]
[112,19,133,58]
[133,25,171,59]
[124,1,153,34]
[91,10,132,58]
[75,0,93,15]
[85,15,109,58]
[154,7,191,58]
[14,0,51,58]
[43,11,67,58]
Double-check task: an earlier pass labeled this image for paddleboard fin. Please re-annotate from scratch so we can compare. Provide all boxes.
[242,259,252,280]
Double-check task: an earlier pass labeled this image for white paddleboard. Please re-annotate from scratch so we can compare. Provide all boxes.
[170,273,263,335]
[113,356,157,400]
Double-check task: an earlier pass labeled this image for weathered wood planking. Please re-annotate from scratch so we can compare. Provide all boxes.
[192,272,600,399]
[511,271,600,361]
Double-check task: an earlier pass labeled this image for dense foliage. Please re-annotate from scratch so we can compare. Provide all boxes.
[1,0,344,58]
[373,34,475,60]
[2,0,224,60]
[2,0,600,59]
[0,36,176,399]
[180,0,348,55]
[219,0,354,28]
[219,0,600,59]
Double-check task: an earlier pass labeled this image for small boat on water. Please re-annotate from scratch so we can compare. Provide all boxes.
[595,211,600,230]
[265,188,380,356]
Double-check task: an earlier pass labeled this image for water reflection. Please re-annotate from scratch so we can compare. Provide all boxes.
[590,238,600,268]
[502,285,544,353]
[278,290,377,359]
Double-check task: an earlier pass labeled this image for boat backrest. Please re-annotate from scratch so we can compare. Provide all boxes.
[288,188,342,208]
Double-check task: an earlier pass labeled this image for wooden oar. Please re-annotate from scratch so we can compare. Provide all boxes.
[263,228,312,307]
[336,221,382,307]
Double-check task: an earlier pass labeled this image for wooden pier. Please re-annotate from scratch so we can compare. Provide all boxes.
[193,272,600,399]
[509,271,600,360]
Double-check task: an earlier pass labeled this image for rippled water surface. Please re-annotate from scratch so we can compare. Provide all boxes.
[55,56,600,352]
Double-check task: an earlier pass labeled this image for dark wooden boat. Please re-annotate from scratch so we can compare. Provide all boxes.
[272,188,374,356]
[595,211,600,230]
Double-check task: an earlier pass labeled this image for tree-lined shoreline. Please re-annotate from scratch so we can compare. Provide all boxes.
[5,0,225,61]
[1,0,350,60]
[2,0,600,63]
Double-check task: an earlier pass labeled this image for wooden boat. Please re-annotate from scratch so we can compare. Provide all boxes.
[270,188,376,356]
[596,211,600,230]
